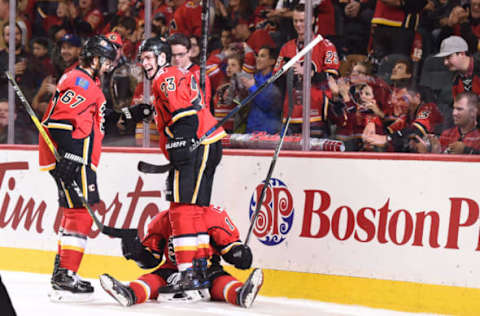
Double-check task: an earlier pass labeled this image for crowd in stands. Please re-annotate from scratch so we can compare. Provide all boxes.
[1,0,480,154]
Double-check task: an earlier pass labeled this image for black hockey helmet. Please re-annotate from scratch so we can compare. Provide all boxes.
[137,37,171,64]
[80,35,117,61]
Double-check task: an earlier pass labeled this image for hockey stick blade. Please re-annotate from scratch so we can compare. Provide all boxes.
[102,226,138,238]
[138,160,172,174]
[190,34,324,152]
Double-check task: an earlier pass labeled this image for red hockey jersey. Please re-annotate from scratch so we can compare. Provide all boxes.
[151,65,226,157]
[169,1,202,37]
[39,68,106,171]
[142,205,242,269]
[275,38,339,123]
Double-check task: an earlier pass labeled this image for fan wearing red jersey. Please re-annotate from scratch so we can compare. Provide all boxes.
[120,37,226,293]
[99,205,263,308]
[39,35,117,301]
[274,3,339,137]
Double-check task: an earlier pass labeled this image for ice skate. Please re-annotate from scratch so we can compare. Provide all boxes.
[237,268,263,308]
[49,268,94,302]
[99,273,136,307]
[157,288,210,303]
[158,269,209,294]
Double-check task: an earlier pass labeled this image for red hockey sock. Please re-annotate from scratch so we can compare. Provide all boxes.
[58,207,92,272]
[169,203,199,271]
[130,273,167,303]
[210,275,242,306]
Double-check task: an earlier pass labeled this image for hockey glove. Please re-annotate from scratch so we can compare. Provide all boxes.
[120,103,154,123]
[52,152,84,186]
[223,244,252,270]
[121,236,145,261]
[121,236,161,269]
[166,136,196,169]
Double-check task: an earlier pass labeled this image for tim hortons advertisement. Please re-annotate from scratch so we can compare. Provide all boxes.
[1,148,480,289]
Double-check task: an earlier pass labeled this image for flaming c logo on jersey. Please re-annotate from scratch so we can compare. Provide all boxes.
[249,178,294,246]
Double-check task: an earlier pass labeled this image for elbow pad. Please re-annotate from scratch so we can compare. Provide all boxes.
[222,244,252,270]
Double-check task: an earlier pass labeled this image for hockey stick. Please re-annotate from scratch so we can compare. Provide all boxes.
[5,72,137,238]
[190,34,324,151]
[137,160,172,174]
[199,0,209,97]
[244,68,294,246]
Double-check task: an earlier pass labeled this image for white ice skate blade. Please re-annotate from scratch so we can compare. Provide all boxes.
[242,268,264,308]
[99,274,129,307]
[157,289,207,303]
[48,288,93,303]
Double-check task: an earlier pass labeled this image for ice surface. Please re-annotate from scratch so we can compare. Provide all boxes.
[1,271,434,316]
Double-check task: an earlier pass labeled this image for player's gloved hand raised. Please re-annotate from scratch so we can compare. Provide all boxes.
[120,103,154,123]
[121,236,145,261]
[52,152,84,186]
[166,136,196,169]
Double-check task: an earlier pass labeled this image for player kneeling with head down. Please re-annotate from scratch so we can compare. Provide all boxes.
[39,35,117,302]
[99,205,263,308]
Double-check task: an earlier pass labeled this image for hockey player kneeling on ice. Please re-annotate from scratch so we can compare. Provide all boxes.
[99,205,263,308]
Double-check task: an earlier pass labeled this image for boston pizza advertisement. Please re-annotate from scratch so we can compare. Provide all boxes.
[1,147,480,290]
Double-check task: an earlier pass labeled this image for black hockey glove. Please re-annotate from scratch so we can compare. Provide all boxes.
[52,152,84,186]
[120,103,154,123]
[223,244,252,270]
[121,236,145,261]
[166,136,196,169]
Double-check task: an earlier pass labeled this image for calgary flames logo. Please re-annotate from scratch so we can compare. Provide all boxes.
[249,178,294,246]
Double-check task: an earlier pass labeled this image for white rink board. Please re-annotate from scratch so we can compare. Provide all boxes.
[1,148,480,290]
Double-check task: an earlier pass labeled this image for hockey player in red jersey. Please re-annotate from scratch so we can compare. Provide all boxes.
[120,37,226,293]
[99,205,263,308]
[39,35,117,301]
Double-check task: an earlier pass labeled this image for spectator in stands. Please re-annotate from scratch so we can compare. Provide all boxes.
[169,0,202,37]
[370,0,426,63]
[213,53,248,133]
[168,33,212,108]
[436,0,480,55]
[390,58,413,89]
[152,12,170,38]
[76,0,103,34]
[53,33,82,77]
[32,74,56,118]
[420,0,458,51]
[241,46,282,134]
[102,0,135,34]
[436,35,480,99]
[189,35,201,65]
[207,26,233,92]
[33,33,81,118]
[0,98,10,143]
[39,0,92,39]
[433,91,480,154]
[231,17,276,54]
[275,3,340,138]
[0,23,42,102]
[361,86,443,152]
[30,37,54,78]
[110,16,138,61]
[337,0,376,57]
[0,0,30,50]
[328,78,387,151]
